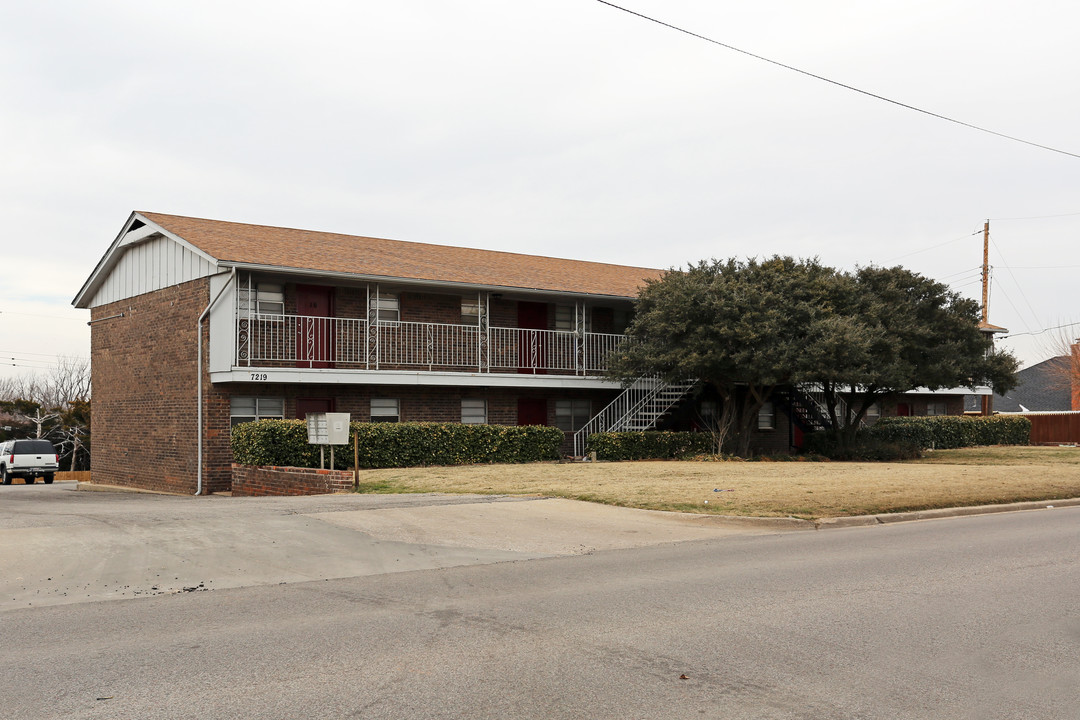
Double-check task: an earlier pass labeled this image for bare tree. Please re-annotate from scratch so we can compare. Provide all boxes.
[0,356,91,468]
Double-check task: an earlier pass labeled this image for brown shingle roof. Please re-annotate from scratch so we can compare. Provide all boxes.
[141,212,662,299]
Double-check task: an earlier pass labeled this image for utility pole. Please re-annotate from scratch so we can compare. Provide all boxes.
[981,220,990,324]
[979,219,1001,416]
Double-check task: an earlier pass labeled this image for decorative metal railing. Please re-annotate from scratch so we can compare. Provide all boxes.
[236,313,627,375]
[572,376,699,456]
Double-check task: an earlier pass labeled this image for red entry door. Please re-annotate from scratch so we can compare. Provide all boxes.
[517,302,548,374]
[295,397,335,420]
[896,403,911,417]
[517,398,548,426]
[296,285,334,368]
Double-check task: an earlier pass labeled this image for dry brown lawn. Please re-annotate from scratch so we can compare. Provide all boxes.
[356,446,1080,519]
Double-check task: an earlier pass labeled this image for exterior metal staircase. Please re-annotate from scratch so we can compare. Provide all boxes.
[779,386,864,432]
[572,376,699,456]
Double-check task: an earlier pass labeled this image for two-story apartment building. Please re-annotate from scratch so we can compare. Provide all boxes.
[74,212,987,494]
[73,212,668,494]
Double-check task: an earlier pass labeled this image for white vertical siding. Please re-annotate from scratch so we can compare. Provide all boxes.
[88,235,216,307]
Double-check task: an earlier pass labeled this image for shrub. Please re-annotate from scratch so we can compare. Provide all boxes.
[586,431,714,461]
[231,420,564,469]
[865,415,1031,450]
[802,430,922,461]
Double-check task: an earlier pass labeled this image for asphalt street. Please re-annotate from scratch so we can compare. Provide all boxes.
[1,484,1077,719]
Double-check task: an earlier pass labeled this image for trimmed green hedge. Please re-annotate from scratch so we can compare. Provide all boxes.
[801,431,923,461]
[865,415,1031,449]
[586,431,714,460]
[231,420,564,469]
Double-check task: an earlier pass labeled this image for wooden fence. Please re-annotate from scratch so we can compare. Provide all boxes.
[1016,412,1080,444]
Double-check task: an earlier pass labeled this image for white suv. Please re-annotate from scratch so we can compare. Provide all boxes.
[0,439,59,484]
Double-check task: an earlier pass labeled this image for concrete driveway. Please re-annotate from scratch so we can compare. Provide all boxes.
[0,484,778,611]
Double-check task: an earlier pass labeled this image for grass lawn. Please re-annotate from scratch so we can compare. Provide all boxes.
[354,445,1080,519]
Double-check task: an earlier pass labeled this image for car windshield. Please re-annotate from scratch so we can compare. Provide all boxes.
[12,440,56,454]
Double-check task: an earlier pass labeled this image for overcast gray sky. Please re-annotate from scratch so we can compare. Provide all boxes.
[2,0,1077,381]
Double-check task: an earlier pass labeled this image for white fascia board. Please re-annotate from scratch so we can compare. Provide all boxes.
[210,368,622,390]
[906,386,992,396]
[218,262,639,303]
[72,212,220,308]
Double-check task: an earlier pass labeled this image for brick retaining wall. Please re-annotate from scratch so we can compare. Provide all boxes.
[231,464,354,496]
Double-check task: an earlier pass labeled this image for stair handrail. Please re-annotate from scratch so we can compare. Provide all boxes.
[573,375,666,456]
[572,375,698,456]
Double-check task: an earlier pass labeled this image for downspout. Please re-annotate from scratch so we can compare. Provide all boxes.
[196,268,237,496]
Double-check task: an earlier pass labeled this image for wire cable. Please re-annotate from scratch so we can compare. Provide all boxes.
[989,233,1044,331]
[1001,320,1080,339]
[990,211,1080,221]
[883,231,981,263]
[594,1,1080,160]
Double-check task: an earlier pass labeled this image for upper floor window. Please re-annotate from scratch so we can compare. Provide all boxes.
[461,398,487,424]
[239,283,284,318]
[230,397,284,427]
[461,298,481,326]
[374,293,400,323]
[555,305,589,332]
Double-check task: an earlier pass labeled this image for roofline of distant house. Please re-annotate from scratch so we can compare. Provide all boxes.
[219,261,642,302]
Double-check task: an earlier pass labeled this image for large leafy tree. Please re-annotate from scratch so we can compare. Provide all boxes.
[609,256,839,456]
[610,258,1019,455]
[808,266,1019,447]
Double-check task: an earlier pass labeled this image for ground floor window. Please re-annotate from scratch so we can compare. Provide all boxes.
[461,399,486,424]
[554,399,591,432]
[926,401,948,416]
[370,398,400,422]
[230,397,284,427]
[865,402,881,421]
[757,401,775,430]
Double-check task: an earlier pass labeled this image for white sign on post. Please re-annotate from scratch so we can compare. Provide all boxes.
[306,412,351,469]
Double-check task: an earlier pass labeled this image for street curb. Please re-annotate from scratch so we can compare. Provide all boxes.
[814,497,1080,529]
[76,482,192,497]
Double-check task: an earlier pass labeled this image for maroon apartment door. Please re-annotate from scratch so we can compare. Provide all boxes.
[517,398,547,426]
[296,397,335,420]
[296,285,334,368]
[517,302,547,374]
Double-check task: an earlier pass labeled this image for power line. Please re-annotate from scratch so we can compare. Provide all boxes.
[0,310,88,322]
[997,265,1080,270]
[989,233,1044,331]
[883,231,981,263]
[0,350,88,359]
[594,1,1080,160]
[1001,320,1080,339]
[990,211,1080,221]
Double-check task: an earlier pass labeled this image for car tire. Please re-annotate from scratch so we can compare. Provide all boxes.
[44,474,54,484]
[24,476,34,485]
[1,468,11,485]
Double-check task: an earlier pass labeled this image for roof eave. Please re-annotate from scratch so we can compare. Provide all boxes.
[217,261,642,302]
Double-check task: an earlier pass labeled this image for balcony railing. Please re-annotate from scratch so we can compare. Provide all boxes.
[235,313,626,376]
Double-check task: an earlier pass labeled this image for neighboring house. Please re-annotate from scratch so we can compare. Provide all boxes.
[73,212,984,494]
[964,355,1073,413]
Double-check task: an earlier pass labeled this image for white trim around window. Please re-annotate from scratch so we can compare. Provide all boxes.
[461,398,486,424]
[370,397,400,422]
[230,396,285,427]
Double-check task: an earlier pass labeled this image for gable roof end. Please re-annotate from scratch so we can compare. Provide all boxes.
[72,212,220,308]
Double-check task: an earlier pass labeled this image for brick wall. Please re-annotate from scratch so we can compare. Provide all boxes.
[90,278,232,494]
[231,464,354,496]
